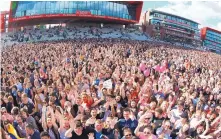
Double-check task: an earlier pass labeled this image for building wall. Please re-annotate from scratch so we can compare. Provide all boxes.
[142,10,201,46]
[201,27,221,52]
[1,11,9,33]
[1,13,5,32]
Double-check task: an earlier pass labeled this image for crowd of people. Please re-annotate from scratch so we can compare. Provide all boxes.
[1,38,221,139]
[1,25,148,47]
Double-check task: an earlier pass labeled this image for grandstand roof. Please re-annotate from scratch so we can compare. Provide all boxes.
[9,1,143,28]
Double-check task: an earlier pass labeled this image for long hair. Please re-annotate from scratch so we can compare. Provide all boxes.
[34,94,43,112]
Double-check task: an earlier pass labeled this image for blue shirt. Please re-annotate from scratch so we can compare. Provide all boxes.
[95,79,100,86]
[16,83,23,92]
[192,98,199,106]
[25,88,32,98]
[154,92,165,99]
[30,130,40,139]
[95,131,102,139]
[118,118,138,132]
[20,102,35,114]
[11,90,17,97]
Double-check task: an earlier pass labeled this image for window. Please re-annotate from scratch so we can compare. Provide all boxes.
[46,1,50,9]
[59,2,65,9]
[94,1,99,10]
[12,1,136,19]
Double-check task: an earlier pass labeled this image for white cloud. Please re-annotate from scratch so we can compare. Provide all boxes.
[217,22,221,31]
[155,1,221,30]
[0,0,10,12]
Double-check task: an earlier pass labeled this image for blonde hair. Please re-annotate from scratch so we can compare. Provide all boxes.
[34,94,43,112]
[8,96,14,103]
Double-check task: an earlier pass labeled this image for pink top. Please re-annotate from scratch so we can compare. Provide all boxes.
[139,133,157,139]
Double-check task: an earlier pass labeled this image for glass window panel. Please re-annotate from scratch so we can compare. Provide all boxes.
[94,2,98,10]
[69,8,76,14]
[116,3,119,17]
[63,9,68,14]
[60,2,64,9]
[104,1,108,16]
[87,1,90,10]
[13,1,137,19]
[110,2,114,16]
[97,1,99,10]
[117,3,120,17]
[90,1,93,10]
[83,1,87,10]
[34,2,40,11]
[46,9,50,14]
[50,2,56,10]
[64,1,68,8]
[114,2,118,17]
[55,2,60,11]
[77,2,81,10]
[103,2,107,16]
[46,2,50,9]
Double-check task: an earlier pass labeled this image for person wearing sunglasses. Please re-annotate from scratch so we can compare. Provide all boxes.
[135,125,157,139]
[156,120,172,139]
[122,127,134,139]
[137,112,153,132]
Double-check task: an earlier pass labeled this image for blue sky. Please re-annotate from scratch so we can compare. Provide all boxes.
[1,1,221,31]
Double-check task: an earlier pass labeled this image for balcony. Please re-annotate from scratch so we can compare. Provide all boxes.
[165,31,194,40]
[162,26,191,35]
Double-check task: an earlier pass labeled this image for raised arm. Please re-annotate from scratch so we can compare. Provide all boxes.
[49,106,58,130]
[211,111,221,126]
[134,124,142,137]
[91,99,103,107]
[65,119,75,138]
[120,84,126,99]
[201,118,209,136]
[42,105,47,131]
[55,108,65,131]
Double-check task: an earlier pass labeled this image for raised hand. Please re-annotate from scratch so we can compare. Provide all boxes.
[86,117,96,125]
[88,133,95,139]
[110,117,118,128]
[70,119,75,129]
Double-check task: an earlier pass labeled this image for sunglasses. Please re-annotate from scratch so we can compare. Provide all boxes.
[145,117,151,120]
[125,134,132,137]
[144,132,151,134]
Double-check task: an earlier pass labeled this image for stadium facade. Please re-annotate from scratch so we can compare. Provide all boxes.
[6,1,142,31]
[143,9,201,47]
[1,11,9,33]
[201,27,221,53]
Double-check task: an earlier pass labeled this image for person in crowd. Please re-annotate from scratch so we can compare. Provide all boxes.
[115,108,138,137]
[1,35,221,139]
[25,123,41,139]
[40,131,50,139]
